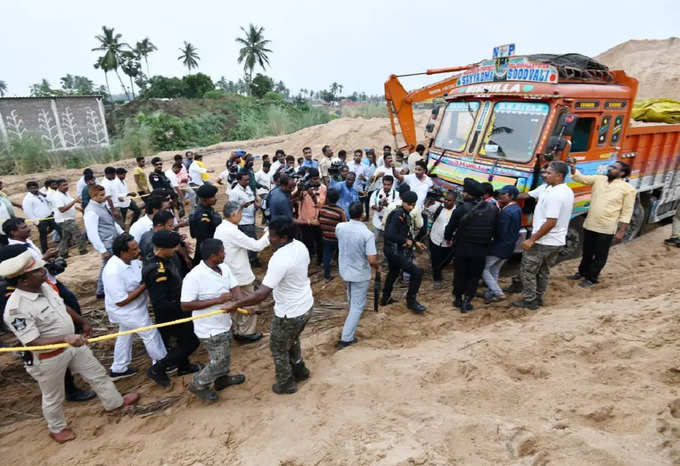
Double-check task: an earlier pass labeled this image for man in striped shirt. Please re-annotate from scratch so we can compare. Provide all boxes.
[318,189,346,280]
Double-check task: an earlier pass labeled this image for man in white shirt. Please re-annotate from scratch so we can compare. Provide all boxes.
[368,175,397,241]
[269,150,285,178]
[407,144,426,174]
[129,196,163,243]
[370,153,396,192]
[255,162,272,198]
[99,167,119,212]
[228,171,261,267]
[114,168,141,226]
[52,179,88,258]
[181,239,245,403]
[76,168,96,196]
[188,154,211,186]
[512,161,574,310]
[214,201,270,343]
[84,185,124,298]
[22,181,58,253]
[428,191,455,287]
[392,160,434,209]
[225,219,314,395]
[103,233,171,386]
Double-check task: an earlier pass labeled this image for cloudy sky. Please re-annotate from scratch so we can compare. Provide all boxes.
[1,0,677,97]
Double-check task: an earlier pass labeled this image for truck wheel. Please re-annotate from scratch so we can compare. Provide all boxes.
[559,215,584,261]
[623,196,648,242]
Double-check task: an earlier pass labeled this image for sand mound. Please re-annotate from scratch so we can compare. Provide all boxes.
[595,37,680,100]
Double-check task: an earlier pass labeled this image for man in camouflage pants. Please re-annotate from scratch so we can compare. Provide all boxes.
[226,219,314,394]
[518,244,561,306]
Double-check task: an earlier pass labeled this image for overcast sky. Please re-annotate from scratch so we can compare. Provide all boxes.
[1,0,678,97]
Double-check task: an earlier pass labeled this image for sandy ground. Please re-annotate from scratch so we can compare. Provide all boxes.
[0,114,679,464]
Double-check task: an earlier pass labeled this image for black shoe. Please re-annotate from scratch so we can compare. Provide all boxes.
[214,374,245,391]
[579,279,595,288]
[147,363,171,387]
[380,296,395,306]
[503,279,523,294]
[292,362,311,381]
[65,389,96,402]
[406,299,426,314]
[165,363,178,375]
[567,273,584,281]
[511,299,540,310]
[272,378,297,395]
[251,259,262,268]
[109,366,138,381]
[177,363,202,376]
[96,293,105,300]
[336,339,356,350]
[461,296,474,314]
[536,296,544,307]
[189,383,218,402]
[664,237,680,245]
[454,296,463,309]
[233,332,263,343]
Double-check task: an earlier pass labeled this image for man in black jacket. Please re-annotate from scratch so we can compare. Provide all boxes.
[189,184,221,265]
[444,178,498,313]
[381,190,426,313]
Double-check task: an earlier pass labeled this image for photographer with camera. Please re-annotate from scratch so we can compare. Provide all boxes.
[427,190,456,288]
[295,168,325,265]
[369,175,396,243]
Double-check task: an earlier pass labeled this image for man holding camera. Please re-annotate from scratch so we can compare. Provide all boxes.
[229,171,261,267]
[369,175,396,242]
[296,168,326,265]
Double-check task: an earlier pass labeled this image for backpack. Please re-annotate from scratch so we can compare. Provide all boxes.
[457,200,497,245]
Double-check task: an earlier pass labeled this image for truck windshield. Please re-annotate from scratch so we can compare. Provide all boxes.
[433,101,480,152]
[479,101,549,163]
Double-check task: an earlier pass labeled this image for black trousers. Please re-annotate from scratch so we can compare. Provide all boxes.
[37,219,61,253]
[578,229,614,282]
[300,224,323,264]
[429,240,454,282]
[238,223,259,264]
[453,252,486,299]
[158,320,200,370]
[362,192,373,219]
[383,243,423,301]
[120,201,141,226]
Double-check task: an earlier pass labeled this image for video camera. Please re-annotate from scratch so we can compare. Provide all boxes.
[45,257,67,276]
[328,160,344,177]
[298,172,321,191]
[425,185,444,202]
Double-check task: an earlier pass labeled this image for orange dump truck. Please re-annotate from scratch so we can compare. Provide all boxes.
[386,46,680,254]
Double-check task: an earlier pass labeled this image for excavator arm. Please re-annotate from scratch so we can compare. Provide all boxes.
[384,65,473,153]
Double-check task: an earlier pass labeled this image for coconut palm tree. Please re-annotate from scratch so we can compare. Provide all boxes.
[235,24,272,94]
[134,38,157,76]
[178,41,200,71]
[92,26,130,100]
[93,56,113,98]
[0,80,7,97]
[120,51,142,99]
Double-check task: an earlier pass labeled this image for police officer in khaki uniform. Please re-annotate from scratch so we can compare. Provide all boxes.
[0,247,140,443]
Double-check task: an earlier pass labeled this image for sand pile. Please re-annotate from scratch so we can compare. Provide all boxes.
[595,37,680,100]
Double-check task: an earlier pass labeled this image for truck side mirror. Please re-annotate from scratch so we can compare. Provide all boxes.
[426,123,435,133]
[431,105,440,119]
[557,113,579,137]
[542,136,568,161]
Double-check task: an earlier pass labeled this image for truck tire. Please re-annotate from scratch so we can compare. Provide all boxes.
[623,195,649,242]
[559,215,584,261]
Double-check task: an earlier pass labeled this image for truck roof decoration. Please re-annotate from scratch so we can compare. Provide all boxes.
[456,57,559,86]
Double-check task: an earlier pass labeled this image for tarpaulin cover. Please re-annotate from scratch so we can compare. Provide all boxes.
[632,99,680,124]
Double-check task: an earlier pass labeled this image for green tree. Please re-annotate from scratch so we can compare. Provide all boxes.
[30,79,64,97]
[0,80,6,97]
[178,41,200,71]
[92,26,131,100]
[134,38,157,76]
[250,73,274,98]
[236,23,272,94]
[182,73,214,98]
[60,74,97,95]
[274,80,290,99]
[139,76,187,98]
[120,51,142,98]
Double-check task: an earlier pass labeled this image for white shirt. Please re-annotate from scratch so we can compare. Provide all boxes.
[165,169,179,188]
[180,261,237,338]
[261,239,313,318]
[403,174,433,209]
[39,188,56,209]
[218,169,232,195]
[51,190,77,223]
[229,184,256,225]
[83,204,124,253]
[22,192,52,220]
[369,188,397,230]
[113,178,131,208]
[129,215,153,243]
[371,165,395,192]
[255,169,272,196]
[214,221,270,286]
[102,256,149,325]
[188,161,207,186]
[529,182,574,246]
[76,176,99,196]
[348,162,367,179]
[408,152,424,173]
[100,177,118,200]
[270,160,283,175]
[430,205,454,247]
[8,238,57,282]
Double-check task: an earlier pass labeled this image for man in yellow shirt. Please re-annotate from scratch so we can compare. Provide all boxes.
[566,157,636,287]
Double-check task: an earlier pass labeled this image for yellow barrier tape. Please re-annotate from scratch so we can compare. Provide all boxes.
[26,217,55,223]
[0,307,250,353]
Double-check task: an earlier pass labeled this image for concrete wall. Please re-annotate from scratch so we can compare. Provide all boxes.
[0,96,109,150]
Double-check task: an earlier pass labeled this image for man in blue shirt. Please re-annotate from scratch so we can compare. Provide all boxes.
[268,174,295,222]
[299,146,318,173]
[331,172,359,219]
[335,202,380,349]
[482,185,521,303]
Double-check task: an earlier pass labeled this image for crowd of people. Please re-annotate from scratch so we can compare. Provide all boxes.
[0,145,639,443]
